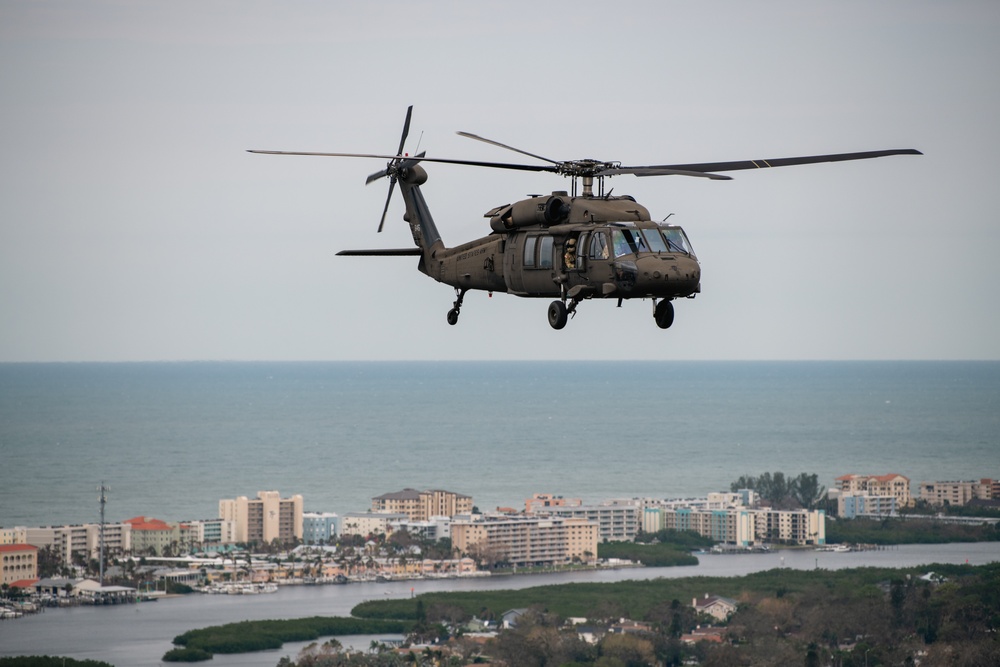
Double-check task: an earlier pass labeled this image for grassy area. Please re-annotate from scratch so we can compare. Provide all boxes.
[167,616,413,661]
[827,516,1000,545]
[352,563,994,622]
[597,541,700,567]
[0,660,114,667]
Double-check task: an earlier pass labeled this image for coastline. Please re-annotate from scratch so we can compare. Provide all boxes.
[2,542,998,667]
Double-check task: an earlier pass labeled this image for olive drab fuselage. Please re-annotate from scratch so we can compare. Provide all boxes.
[426,193,701,302]
[380,162,698,328]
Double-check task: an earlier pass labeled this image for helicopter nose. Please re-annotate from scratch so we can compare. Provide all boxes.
[636,255,701,297]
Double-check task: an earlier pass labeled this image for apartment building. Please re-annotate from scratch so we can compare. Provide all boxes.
[187,518,238,547]
[840,493,897,518]
[0,544,38,585]
[302,512,339,544]
[340,512,409,538]
[525,493,583,514]
[22,523,132,563]
[124,516,195,556]
[643,505,825,546]
[528,499,641,542]
[371,488,473,521]
[0,527,28,546]
[451,514,598,567]
[388,516,453,542]
[836,473,912,508]
[919,479,997,507]
[218,490,303,545]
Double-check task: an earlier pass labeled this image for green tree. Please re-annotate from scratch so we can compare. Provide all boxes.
[791,473,826,510]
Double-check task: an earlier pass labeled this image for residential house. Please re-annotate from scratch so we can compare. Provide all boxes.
[692,594,738,621]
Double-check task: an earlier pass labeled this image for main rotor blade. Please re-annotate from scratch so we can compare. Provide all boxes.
[456,131,562,165]
[654,148,923,174]
[248,150,559,173]
[602,166,732,180]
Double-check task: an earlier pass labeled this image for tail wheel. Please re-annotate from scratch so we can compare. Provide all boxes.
[548,301,568,330]
[654,300,675,329]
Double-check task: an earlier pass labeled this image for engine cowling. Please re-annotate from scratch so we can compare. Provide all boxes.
[490,193,569,232]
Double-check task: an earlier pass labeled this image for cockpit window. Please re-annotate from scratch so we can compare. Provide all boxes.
[661,226,694,255]
[612,229,639,258]
[639,228,669,253]
[606,224,695,257]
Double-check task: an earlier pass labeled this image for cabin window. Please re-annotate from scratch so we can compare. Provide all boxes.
[523,236,537,267]
[589,232,609,260]
[538,236,554,269]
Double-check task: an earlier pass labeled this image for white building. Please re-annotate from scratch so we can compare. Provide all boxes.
[529,500,641,542]
[340,512,409,538]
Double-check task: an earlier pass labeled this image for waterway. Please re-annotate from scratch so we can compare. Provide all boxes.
[2,542,998,666]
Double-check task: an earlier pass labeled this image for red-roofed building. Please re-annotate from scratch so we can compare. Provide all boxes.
[836,473,912,509]
[124,517,193,556]
[1,544,38,586]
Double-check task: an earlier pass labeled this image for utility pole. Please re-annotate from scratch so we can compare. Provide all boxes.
[98,481,110,587]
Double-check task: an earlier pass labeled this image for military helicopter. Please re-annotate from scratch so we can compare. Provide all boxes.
[250,107,920,330]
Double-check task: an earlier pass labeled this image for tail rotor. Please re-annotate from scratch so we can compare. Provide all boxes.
[369,105,413,233]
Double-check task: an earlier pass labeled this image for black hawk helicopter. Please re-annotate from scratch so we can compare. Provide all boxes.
[250,107,920,330]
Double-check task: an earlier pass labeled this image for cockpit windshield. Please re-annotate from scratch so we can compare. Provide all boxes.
[610,225,695,257]
[661,226,694,255]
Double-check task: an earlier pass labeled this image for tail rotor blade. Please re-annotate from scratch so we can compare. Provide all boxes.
[396,106,413,157]
[377,177,397,233]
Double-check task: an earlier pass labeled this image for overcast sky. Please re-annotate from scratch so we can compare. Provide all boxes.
[2,1,998,362]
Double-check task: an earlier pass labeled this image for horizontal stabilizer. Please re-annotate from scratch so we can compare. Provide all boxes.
[336,248,422,256]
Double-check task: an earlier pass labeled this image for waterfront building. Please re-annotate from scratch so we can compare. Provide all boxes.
[371,488,473,521]
[388,516,452,541]
[529,499,641,542]
[186,518,238,547]
[302,512,339,544]
[340,512,409,538]
[0,527,28,545]
[0,543,38,585]
[218,490,303,545]
[835,473,912,508]
[124,516,194,556]
[643,505,825,546]
[525,493,582,514]
[707,490,758,509]
[840,492,898,518]
[918,479,997,507]
[450,514,598,567]
[22,523,131,563]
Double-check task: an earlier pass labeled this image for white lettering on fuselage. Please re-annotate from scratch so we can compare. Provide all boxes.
[457,247,489,261]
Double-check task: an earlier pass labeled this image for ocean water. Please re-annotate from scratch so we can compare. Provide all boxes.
[1,361,998,527]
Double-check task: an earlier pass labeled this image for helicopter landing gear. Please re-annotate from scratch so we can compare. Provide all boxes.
[654,299,675,329]
[447,288,467,326]
[547,300,568,330]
